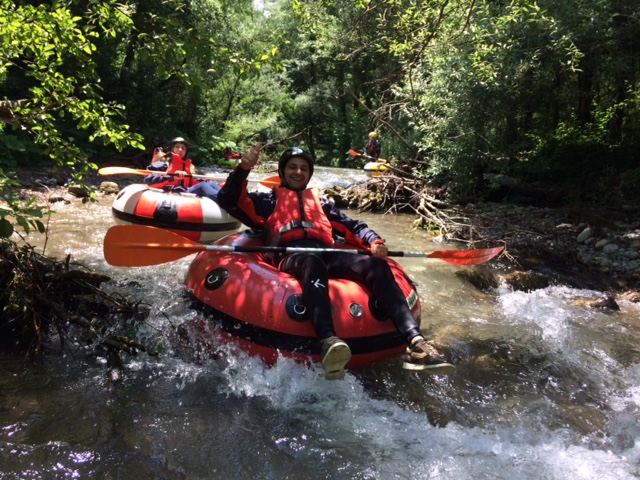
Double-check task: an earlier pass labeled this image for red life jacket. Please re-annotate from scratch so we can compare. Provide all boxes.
[266,188,334,247]
[165,153,197,189]
[365,139,381,159]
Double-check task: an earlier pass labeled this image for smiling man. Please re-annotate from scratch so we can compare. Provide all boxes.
[216,146,454,380]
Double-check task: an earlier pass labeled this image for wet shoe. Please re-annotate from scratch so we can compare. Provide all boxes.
[402,339,455,375]
[321,336,352,380]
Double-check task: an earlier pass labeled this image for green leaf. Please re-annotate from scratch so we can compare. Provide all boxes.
[0,218,14,238]
[16,216,30,233]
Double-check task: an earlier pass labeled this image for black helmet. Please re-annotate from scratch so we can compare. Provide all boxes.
[169,136,189,154]
[278,147,314,180]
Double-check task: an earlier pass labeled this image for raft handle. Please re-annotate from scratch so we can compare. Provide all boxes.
[285,294,307,322]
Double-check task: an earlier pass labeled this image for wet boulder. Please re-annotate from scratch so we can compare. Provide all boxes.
[99,181,120,194]
[501,271,550,292]
[455,265,500,290]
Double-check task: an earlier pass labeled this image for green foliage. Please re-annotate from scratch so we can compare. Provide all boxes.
[248,0,405,162]
[1,0,640,219]
[0,1,145,167]
[0,175,48,239]
[198,48,290,158]
[0,0,150,235]
[0,131,45,168]
[386,0,640,202]
[115,0,284,159]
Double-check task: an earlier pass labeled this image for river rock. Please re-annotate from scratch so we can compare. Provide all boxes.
[576,227,594,243]
[571,296,620,311]
[618,291,640,302]
[602,243,619,254]
[99,181,120,194]
[590,296,620,310]
[555,223,574,231]
[501,271,550,292]
[47,194,71,204]
[68,185,89,198]
[561,405,608,435]
[474,354,500,370]
[594,239,609,250]
[455,265,500,290]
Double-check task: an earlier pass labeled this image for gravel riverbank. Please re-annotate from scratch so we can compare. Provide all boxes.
[460,202,640,295]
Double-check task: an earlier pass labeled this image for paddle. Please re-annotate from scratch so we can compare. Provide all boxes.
[98,166,224,181]
[97,167,281,188]
[348,150,388,163]
[259,175,281,188]
[104,224,504,267]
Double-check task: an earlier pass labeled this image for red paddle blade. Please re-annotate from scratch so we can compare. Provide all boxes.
[104,225,205,267]
[427,246,504,266]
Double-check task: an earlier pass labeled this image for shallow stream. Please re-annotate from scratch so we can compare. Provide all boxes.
[1,167,639,479]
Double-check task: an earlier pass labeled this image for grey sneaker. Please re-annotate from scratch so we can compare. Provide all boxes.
[402,339,455,375]
[321,336,352,380]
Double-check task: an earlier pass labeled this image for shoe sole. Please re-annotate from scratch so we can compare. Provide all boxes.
[322,343,352,380]
[402,361,456,375]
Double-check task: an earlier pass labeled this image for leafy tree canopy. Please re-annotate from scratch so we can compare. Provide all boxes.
[2,0,640,241]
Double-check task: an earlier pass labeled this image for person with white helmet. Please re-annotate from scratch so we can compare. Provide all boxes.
[216,145,454,380]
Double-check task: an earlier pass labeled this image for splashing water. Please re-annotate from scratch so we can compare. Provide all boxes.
[2,167,640,478]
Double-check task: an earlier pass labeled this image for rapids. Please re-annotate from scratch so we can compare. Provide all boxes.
[1,167,639,479]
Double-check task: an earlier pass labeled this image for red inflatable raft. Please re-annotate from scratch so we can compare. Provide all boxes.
[111,184,241,243]
[184,231,421,369]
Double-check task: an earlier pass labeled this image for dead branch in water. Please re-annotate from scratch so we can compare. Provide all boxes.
[325,175,493,246]
[0,238,155,360]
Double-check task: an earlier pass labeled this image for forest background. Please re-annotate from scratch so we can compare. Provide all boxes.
[1,0,639,236]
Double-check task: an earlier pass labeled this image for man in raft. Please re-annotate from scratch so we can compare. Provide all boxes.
[216,145,454,380]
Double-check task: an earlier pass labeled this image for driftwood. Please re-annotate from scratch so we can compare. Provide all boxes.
[0,239,154,359]
[325,174,492,247]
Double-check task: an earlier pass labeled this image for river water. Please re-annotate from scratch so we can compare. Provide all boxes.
[1,167,640,479]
